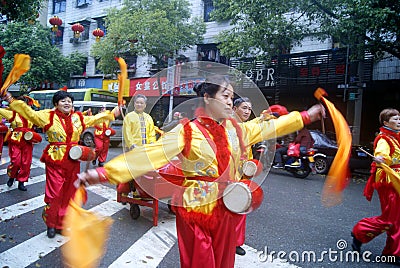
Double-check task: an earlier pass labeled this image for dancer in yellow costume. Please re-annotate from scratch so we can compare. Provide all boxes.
[77,75,324,268]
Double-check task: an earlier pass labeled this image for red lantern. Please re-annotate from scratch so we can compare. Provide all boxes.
[71,23,85,38]
[92,28,104,42]
[49,16,63,32]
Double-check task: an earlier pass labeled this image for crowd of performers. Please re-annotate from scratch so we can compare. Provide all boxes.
[2,51,400,267]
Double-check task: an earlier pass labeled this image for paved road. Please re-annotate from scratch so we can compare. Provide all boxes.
[0,142,398,267]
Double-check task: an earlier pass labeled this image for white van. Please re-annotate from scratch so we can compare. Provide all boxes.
[73,101,125,147]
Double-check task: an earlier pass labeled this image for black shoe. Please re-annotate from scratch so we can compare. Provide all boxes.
[47,227,56,238]
[18,182,27,191]
[272,163,284,169]
[92,159,96,165]
[7,178,14,187]
[98,162,104,167]
[351,232,362,252]
[55,229,63,235]
[236,246,246,256]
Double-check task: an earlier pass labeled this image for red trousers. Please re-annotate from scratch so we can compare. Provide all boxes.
[94,135,110,163]
[0,133,4,157]
[176,203,239,268]
[42,160,80,229]
[236,215,246,246]
[353,182,400,256]
[7,140,33,182]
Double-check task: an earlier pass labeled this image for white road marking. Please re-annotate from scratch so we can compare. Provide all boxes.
[0,156,300,268]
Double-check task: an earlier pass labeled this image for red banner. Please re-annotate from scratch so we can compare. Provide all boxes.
[129,77,167,97]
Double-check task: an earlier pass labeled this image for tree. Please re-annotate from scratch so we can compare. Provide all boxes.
[91,0,206,75]
[0,21,86,92]
[212,0,400,60]
[0,0,43,22]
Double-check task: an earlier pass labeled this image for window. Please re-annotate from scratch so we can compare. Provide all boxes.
[53,0,66,14]
[76,0,92,8]
[96,18,106,36]
[203,0,214,22]
[52,26,64,45]
[79,21,90,41]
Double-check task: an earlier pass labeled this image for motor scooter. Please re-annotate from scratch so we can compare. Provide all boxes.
[273,146,316,179]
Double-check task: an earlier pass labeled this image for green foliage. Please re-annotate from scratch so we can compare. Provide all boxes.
[91,0,206,75]
[0,22,86,92]
[212,0,400,59]
[0,0,43,22]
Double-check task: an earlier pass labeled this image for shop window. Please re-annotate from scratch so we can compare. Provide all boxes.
[204,0,214,22]
[53,0,66,14]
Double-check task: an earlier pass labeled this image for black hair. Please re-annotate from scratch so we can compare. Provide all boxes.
[193,75,231,105]
[233,97,251,108]
[52,90,74,106]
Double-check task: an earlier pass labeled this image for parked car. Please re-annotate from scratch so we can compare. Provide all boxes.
[73,101,125,147]
[310,130,373,174]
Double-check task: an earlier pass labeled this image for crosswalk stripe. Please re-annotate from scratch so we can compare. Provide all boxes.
[0,195,45,222]
[0,158,298,268]
[109,218,176,267]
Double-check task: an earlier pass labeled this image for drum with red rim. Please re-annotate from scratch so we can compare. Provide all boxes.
[242,159,263,177]
[23,131,42,143]
[69,145,96,161]
[222,179,263,214]
[105,128,116,136]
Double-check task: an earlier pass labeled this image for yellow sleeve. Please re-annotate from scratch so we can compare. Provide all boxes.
[146,113,156,143]
[0,108,13,120]
[9,100,50,127]
[123,112,136,149]
[375,139,392,165]
[104,124,185,184]
[83,111,115,127]
[242,111,304,146]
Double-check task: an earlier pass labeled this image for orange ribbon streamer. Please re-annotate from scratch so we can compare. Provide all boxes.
[0,54,31,95]
[314,88,352,207]
[114,57,127,106]
[62,186,113,268]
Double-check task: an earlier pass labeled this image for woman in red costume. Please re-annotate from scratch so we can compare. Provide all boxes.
[0,96,39,191]
[77,75,324,268]
[93,106,113,167]
[2,90,119,238]
[352,108,400,264]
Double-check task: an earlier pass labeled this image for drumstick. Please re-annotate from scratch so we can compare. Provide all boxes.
[358,147,374,158]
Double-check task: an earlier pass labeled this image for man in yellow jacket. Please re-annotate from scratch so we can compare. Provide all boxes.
[123,94,156,150]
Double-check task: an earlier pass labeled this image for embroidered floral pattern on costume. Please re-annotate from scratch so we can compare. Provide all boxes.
[189,181,215,203]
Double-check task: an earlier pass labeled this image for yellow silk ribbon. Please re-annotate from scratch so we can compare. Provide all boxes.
[379,163,400,195]
[0,54,31,94]
[315,88,352,207]
[115,57,127,106]
[62,186,113,268]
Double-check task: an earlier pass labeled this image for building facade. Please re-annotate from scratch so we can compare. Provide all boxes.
[45,0,400,145]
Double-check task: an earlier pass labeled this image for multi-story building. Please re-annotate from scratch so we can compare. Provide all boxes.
[45,0,400,145]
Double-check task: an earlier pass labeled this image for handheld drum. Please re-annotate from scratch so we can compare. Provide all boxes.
[104,128,116,136]
[69,145,96,161]
[23,131,42,143]
[222,179,263,214]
